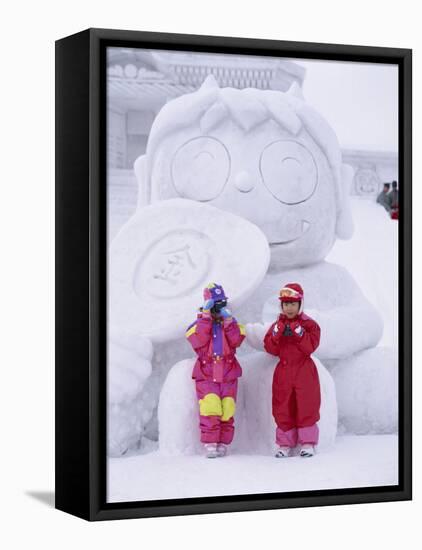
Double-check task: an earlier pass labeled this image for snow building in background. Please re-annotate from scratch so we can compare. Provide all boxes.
[342,149,398,197]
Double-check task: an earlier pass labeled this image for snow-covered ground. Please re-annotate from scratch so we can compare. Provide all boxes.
[107,197,399,503]
[108,434,398,502]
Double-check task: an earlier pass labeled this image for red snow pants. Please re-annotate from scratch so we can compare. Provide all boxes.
[272,359,321,447]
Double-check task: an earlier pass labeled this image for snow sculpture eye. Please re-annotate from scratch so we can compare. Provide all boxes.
[171,137,230,201]
[259,140,318,205]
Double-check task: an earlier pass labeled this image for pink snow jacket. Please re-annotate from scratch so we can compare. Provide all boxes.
[186,312,245,383]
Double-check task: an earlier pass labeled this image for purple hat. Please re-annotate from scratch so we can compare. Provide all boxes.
[203,283,227,302]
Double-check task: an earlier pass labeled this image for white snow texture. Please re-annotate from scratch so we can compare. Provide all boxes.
[107,328,154,456]
[108,75,398,459]
[109,198,270,342]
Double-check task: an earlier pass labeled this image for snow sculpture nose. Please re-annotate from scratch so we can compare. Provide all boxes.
[234,171,254,193]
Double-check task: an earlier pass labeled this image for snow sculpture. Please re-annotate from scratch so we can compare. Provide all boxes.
[107,329,154,456]
[109,198,270,342]
[109,74,396,456]
[108,197,270,455]
[132,74,396,437]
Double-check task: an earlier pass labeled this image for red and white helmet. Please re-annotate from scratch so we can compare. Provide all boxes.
[278,283,304,313]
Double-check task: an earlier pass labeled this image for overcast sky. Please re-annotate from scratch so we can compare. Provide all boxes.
[294,59,398,152]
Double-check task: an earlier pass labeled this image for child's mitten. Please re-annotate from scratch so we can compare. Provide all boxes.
[294,324,304,337]
[273,320,285,337]
[219,306,232,319]
[202,288,215,312]
[203,299,214,311]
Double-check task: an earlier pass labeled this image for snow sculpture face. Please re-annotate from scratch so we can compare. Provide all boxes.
[135,75,353,269]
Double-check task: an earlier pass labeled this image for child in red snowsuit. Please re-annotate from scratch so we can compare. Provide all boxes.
[264,283,321,458]
[186,283,245,458]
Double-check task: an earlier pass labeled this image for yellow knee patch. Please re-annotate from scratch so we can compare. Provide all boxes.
[221,396,236,421]
[199,393,223,416]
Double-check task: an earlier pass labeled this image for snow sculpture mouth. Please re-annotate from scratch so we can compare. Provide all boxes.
[270,220,311,245]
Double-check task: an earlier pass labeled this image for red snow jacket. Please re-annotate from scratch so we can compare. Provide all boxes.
[186,313,245,383]
[264,312,320,368]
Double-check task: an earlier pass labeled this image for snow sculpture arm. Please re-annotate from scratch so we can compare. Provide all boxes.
[107,326,154,456]
[306,302,383,360]
[312,266,384,359]
[244,322,271,351]
[108,326,154,403]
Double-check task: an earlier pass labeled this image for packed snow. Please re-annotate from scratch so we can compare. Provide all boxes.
[107,76,399,502]
[108,435,398,502]
[107,331,154,456]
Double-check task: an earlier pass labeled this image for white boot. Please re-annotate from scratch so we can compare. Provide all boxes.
[300,444,315,457]
[204,443,219,458]
[216,443,228,457]
[275,446,291,458]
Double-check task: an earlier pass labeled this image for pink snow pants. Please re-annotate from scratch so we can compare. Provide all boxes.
[195,379,238,445]
[276,424,319,447]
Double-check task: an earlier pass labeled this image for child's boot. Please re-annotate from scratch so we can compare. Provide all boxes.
[300,444,315,457]
[204,443,219,458]
[275,446,291,458]
[216,443,228,457]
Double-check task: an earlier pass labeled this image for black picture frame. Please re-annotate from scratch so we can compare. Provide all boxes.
[55,27,412,521]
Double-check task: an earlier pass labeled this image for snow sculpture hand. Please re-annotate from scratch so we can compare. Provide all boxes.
[245,322,271,351]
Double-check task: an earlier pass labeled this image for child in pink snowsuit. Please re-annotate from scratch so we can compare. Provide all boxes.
[186,283,245,458]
